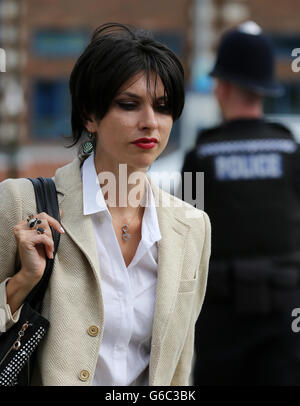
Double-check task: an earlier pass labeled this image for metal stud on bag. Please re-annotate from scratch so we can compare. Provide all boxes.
[0,325,47,386]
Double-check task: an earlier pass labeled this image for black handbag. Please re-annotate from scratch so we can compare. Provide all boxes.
[0,177,61,386]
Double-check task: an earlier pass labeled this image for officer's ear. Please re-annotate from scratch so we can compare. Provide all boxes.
[215,79,229,102]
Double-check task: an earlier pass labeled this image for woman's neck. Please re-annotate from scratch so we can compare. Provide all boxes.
[93,155,148,219]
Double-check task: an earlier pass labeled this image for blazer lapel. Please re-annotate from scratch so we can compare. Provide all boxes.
[148,179,191,385]
[53,157,101,288]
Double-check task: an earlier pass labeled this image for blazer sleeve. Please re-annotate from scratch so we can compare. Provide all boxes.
[0,179,26,332]
[171,211,211,385]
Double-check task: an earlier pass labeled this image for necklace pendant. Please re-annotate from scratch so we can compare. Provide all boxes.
[121,224,130,241]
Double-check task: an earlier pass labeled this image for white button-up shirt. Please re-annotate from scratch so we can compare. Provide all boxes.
[81,153,161,386]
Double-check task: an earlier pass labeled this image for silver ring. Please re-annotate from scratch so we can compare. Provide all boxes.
[27,215,38,228]
[27,215,42,229]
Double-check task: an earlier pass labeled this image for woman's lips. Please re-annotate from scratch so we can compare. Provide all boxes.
[131,138,158,149]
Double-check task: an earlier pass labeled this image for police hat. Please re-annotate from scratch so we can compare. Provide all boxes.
[210,21,284,97]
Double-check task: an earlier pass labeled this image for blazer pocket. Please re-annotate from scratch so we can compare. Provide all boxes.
[178,277,198,293]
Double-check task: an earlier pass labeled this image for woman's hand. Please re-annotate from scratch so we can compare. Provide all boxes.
[13,212,64,284]
[6,211,64,315]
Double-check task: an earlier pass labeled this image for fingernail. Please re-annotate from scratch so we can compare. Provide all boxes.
[60,227,65,233]
[50,252,54,259]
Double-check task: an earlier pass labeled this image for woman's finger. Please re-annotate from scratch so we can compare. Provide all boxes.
[27,212,64,234]
[17,229,55,259]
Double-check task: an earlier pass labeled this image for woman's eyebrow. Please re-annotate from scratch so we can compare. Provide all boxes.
[115,91,166,101]
[115,91,141,99]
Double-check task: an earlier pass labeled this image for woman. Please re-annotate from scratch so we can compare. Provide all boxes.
[0,23,211,386]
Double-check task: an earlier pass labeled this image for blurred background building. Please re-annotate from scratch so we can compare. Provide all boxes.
[0,0,299,182]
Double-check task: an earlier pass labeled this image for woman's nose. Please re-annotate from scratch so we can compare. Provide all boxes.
[138,106,158,131]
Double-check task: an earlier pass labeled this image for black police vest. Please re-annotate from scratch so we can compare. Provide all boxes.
[182,118,300,259]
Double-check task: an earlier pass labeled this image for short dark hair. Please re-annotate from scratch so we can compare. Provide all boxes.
[67,22,185,149]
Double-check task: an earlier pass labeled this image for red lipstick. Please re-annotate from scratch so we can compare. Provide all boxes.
[131,137,158,149]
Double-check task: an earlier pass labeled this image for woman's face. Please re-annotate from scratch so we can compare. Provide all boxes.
[86,71,173,173]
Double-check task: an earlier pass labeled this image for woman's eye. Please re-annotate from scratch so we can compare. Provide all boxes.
[117,102,137,110]
[155,103,170,113]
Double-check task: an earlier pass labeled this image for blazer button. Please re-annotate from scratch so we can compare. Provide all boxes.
[79,370,90,381]
[88,325,99,337]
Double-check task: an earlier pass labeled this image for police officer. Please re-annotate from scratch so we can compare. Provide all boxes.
[182,21,300,385]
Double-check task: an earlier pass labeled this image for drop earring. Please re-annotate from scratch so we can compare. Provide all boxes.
[82,132,95,154]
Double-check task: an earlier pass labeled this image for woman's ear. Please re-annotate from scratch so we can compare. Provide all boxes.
[84,115,98,133]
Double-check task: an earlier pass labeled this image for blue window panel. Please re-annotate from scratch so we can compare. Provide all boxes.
[32,28,89,58]
[154,31,184,57]
[32,79,71,139]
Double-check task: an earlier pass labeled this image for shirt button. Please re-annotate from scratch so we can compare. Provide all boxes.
[79,370,90,381]
[88,325,99,337]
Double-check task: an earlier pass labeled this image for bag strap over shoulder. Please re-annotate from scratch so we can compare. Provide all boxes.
[25,177,61,311]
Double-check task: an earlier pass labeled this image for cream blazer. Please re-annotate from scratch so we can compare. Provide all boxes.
[0,156,211,386]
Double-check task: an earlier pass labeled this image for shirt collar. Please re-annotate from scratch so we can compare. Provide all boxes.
[81,152,107,215]
[81,153,161,243]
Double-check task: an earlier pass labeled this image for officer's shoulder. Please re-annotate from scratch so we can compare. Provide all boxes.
[196,124,223,144]
[266,120,295,137]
